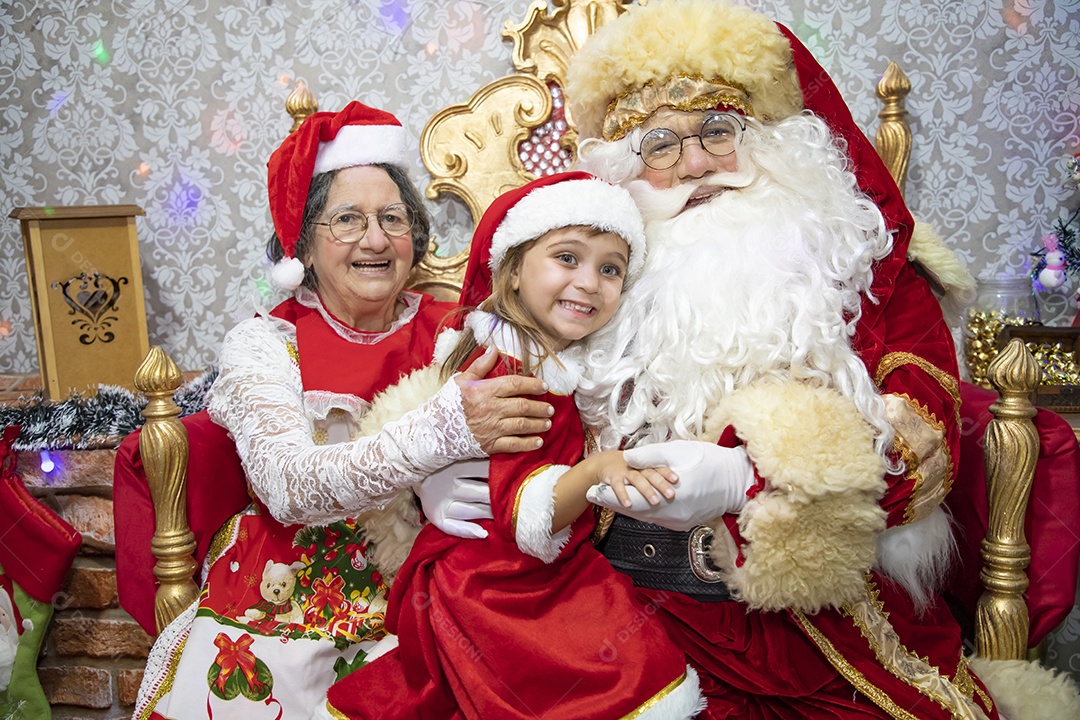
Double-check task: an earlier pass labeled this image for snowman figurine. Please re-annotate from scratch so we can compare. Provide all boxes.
[1038,234,1067,290]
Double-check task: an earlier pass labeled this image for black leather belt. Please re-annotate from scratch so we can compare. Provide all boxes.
[598,515,733,602]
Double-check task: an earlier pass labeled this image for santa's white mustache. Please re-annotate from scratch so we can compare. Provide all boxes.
[625,166,757,223]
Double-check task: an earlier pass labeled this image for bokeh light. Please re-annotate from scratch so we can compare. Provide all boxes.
[47,90,69,115]
[91,39,111,66]
[254,276,273,300]
[378,0,410,33]
[167,179,203,223]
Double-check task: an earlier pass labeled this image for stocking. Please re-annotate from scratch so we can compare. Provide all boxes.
[0,426,82,718]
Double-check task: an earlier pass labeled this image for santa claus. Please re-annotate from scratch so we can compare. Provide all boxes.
[564,1,1078,719]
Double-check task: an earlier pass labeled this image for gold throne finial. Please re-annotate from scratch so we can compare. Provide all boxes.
[286,80,319,134]
[875,62,912,198]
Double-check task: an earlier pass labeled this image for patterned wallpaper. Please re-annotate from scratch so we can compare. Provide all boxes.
[1,0,1078,680]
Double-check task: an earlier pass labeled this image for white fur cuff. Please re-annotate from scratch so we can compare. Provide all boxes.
[703,381,888,612]
[638,665,707,720]
[514,464,572,563]
[969,656,1080,720]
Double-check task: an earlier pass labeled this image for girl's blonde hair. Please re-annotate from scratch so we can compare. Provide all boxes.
[441,226,613,382]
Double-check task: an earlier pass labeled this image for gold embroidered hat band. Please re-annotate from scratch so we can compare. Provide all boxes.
[602,75,754,142]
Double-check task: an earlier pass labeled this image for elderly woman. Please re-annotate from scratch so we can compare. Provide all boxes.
[134,102,551,720]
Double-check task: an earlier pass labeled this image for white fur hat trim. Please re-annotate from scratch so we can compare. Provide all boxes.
[313,125,407,175]
[489,178,646,281]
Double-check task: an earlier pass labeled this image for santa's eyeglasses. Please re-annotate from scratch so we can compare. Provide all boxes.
[634,112,745,171]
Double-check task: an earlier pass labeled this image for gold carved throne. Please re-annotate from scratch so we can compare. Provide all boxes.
[129,0,1052,667]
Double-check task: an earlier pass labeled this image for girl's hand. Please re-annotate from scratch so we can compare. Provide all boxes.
[590,450,678,508]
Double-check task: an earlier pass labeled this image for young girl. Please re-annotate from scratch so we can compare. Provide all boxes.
[325,172,703,719]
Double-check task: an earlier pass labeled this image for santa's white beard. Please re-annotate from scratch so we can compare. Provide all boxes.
[576,170,894,457]
[0,627,17,692]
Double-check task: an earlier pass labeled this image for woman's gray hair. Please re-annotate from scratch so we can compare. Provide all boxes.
[266,163,432,291]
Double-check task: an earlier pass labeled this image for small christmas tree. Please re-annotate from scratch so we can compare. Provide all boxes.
[1032,152,1080,285]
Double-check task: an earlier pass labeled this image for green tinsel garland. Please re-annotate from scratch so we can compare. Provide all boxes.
[0,368,218,451]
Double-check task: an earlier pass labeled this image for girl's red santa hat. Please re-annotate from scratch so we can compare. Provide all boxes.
[266,100,408,290]
[459,171,646,308]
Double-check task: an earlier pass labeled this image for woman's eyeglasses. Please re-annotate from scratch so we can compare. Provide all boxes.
[314,203,414,243]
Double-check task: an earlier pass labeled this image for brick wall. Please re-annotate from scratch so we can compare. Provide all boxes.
[20,448,152,720]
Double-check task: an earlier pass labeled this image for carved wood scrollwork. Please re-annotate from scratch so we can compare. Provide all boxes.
[418,0,632,292]
[136,346,197,632]
[420,74,553,225]
[503,0,634,156]
[975,338,1040,660]
[407,238,473,304]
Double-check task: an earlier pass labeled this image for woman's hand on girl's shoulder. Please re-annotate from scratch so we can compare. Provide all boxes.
[455,347,554,454]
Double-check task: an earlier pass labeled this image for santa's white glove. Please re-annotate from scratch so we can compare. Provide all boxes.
[586,441,755,532]
[415,459,493,540]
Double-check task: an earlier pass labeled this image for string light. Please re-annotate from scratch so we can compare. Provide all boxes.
[40,449,55,473]
[0,321,11,338]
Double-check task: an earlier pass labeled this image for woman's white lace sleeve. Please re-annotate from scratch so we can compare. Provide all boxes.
[207,317,483,526]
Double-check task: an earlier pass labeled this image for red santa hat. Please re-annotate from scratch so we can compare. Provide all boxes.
[266,100,408,290]
[566,0,804,142]
[566,0,917,336]
[459,171,646,308]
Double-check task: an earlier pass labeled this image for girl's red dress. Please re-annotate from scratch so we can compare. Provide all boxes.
[327,352,696,719]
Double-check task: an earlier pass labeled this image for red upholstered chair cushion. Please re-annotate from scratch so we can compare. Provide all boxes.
[946,382,1080,647]
[113,410,249,635]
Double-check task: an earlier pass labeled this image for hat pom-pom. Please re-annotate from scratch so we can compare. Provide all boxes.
[271,257,306,291]
[22,618,33,632]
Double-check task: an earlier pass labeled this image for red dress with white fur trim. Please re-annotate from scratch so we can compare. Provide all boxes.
[327,350,701,720]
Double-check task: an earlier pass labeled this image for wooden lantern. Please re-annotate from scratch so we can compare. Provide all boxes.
[8,205,150,398]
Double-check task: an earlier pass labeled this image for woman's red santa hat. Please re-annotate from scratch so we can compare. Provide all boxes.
[459,171,646,308]
[266,100,409,290]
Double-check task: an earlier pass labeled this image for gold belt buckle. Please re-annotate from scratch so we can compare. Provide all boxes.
[688,525,724,583]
